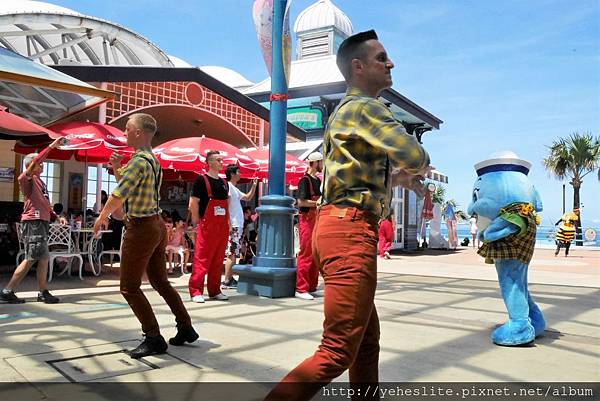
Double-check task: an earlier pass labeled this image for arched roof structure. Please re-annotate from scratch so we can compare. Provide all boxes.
[0,0,173,66]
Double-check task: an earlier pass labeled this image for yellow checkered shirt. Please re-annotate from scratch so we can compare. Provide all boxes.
[321,87,430,217]
[112,148,162,218]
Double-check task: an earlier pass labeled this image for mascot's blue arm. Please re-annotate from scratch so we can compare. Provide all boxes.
[483,217,520,242]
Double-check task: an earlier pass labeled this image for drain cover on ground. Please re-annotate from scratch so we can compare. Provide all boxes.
[48,350,156,382]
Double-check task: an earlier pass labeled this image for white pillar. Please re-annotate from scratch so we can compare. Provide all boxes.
[96,82,107,213]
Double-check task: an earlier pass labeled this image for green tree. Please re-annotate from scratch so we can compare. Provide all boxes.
[542,132,600,245]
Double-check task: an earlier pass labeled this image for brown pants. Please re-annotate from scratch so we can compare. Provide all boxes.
[265,205,380,401]
[121,215,191,336]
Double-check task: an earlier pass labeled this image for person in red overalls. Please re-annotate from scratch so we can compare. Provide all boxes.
[188,150,230,303]
[378,213,394,259]
[295,151,323,300]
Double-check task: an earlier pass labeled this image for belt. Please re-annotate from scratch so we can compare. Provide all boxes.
[320,203,379,223]
[126,214,160,222]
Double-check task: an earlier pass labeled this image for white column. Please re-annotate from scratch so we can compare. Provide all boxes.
[96,82,107,213]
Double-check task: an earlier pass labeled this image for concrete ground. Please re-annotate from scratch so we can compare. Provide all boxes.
[0,247,598,400]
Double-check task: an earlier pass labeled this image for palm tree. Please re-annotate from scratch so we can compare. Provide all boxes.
[542,132,600,245]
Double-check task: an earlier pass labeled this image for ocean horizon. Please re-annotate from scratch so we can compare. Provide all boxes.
[435,222,600,248]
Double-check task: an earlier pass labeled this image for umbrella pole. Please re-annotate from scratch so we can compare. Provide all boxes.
[83,152,88,225]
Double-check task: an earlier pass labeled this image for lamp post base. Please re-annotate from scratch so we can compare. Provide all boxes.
[233,195,297,298]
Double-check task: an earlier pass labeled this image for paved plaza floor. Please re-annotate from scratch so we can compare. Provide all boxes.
[0,247,598,400]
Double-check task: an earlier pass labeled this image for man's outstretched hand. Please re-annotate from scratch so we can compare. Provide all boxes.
[391,165,434,197]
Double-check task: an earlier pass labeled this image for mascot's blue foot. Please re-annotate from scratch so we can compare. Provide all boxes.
[491,319,535,346]
[528,303,546,337]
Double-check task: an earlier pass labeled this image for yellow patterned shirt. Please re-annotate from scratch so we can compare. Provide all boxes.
[321,87,430,217]
[112,148,162,218]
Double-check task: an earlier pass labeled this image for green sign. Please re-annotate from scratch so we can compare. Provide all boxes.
[287,106,322,129]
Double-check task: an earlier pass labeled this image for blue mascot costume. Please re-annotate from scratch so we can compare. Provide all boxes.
[468,151,546,346]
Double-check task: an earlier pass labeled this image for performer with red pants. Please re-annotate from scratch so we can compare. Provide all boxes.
[265,30,430,401]
[188,150,230,303]
[295,152,323,300]
[378,214,394,259]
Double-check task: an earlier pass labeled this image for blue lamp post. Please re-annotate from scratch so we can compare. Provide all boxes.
[234,0,297,297]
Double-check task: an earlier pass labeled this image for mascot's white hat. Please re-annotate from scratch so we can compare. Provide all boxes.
[474,151,531,177]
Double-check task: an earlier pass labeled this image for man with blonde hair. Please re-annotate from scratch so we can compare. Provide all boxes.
[1,137,66,304]
[95,113,198,359]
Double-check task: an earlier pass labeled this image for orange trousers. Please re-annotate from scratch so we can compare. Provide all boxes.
[121,215,192,337]
[265,205,380,401]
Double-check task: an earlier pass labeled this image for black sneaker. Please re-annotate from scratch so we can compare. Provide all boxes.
[221,278,238,289]
[0,290,25,304]
[37,290,59,304]
[127,335,168,359]
[169,326,199,346]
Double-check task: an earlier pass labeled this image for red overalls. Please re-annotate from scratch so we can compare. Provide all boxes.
[296,174,320,293]
[189,175,229,298]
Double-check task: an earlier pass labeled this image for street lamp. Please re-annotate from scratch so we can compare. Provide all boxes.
[234,0,296,297]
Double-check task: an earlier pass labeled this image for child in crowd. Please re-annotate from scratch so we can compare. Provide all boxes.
[166,218,190,273]
[378,213,394,259]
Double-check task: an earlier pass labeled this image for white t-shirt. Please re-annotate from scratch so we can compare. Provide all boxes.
[228,182,244,228]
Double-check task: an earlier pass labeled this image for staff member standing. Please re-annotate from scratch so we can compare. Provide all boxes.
[295,151,323,300]
[265,30,431,401]
[222,164,258,289]
[188,150,230,303]
[94,113,198,359]
[1,138,66,304]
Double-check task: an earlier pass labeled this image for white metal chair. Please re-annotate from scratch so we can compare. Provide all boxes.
[48,224,84,281]
[15,222,25,265]
[167,247,188,274]
[98,226,124,273]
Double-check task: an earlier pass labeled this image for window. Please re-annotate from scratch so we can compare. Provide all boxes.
[86,166,118,209]
[19,159,62,205]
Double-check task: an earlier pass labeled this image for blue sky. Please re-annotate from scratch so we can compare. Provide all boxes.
[47,0,600,225]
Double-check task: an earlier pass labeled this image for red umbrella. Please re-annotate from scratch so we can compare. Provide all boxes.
[0,107,56,140]
[241,148,308,184]
[154,136,258,177]
[14,122,132,163]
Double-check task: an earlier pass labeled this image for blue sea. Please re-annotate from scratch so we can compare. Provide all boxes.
[437,223,600,248]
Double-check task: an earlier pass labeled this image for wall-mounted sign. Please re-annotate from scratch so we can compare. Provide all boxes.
[68,172,83,211]
[0,167,14,182]
[287,106,323,130]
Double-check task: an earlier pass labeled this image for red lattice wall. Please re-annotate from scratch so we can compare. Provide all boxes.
[105,81,264,146]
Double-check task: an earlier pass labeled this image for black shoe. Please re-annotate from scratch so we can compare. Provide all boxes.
[127,335,168,359]
[169,326,199,346]
[37,290,59,304]
[0,290,25,304]
[221,278,238,289]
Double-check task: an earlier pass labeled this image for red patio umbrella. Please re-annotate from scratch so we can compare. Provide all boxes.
[13,121,133,163]
[241,148,308,185]
[0,107,56,140]
[153,136,258,177]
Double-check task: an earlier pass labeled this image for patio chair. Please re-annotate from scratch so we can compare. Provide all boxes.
[167,247,189,275]
[15,222,25,265]
[98,226,124,273]
[48,224,84,281]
